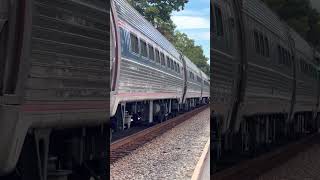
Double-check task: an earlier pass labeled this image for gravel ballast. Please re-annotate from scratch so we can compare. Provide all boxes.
[110,108,210,180]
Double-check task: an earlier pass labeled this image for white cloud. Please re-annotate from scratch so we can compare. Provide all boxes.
[171,9,209,17]
[186,31,210,41]
[171,16,210,29]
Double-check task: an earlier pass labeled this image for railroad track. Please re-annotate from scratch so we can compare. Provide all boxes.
[212,133,320,180]
[110,105,209,164]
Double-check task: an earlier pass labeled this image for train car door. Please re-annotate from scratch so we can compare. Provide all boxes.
[181,54,187,104]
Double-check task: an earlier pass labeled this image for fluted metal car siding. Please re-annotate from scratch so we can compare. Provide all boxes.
[242,0,287,40]
[290,28,314,61]
[27,0,107,101]
[114,0,209,100]
[114,0,180,60]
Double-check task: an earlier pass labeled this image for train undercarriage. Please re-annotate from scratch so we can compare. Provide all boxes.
[212,111,320,172]
[111,97,209,141]
[3,125,108,180]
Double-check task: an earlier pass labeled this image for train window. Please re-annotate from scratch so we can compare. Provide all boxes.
[254,31,260,54]
[160,52,165,66]
[283,48,288,66]
[149,45,154,61]
[284,48,287,65]
[166,56,171,68]
[214,4,224,36]
[170,59,174,70]
[287,51,290,66]
[174,62,178,72]
[177,64,180,74]
[278,45,287,65]
[300,59,305,73]
[197,76,202,82]
[130,33,139,54]
[259,33,265,56]
[264,37,269,57]
[278,45,282,64]
[155,49,160,63]
[140,39,148,58]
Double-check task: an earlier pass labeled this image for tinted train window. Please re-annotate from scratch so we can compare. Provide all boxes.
[130,33,139,54]
[189,71,194,80]
[197,76,202,82]
[174,62,177,72]
[149,45,154,60]
[160,52,165,66]
[214,5,223,36]
[264,37,269,57]
[170,59,174,70]
[278,45,282,64]
[140,39,148,57]
[155,49,160,63]
[259,33,265,56]
[254,30,269,58]
[254,31,260,54]
[166,56,170,68]
[177,64,180,74]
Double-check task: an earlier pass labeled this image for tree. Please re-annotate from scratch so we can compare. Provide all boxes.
[174,31,210,76]
[263,0,320,48]
[128,0,188,41]
[128,0,210,76]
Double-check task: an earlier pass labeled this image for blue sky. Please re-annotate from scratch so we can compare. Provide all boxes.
[171,0,210,63]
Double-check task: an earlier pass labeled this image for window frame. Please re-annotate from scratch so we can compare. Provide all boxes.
[264,36,269,57]
[130,32,139,55]
[160,52,166,66]
[155,49,160,64]
[166,56,171,68]
[259,32,265,56]
[140,39,148,58]
[148,44,155,61]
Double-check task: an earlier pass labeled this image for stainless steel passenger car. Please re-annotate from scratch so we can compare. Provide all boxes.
[212,0,320,170]
[0,1,108,179]
[111,0,210,134]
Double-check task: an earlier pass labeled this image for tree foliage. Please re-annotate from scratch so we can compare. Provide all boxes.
[263,0,320,48]
[174,31,210,75]
[128,0,210,76]
[127,0,187,42]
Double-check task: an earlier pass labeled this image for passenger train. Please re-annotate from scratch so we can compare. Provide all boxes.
[212,0,320,171]
[110,0,210,137]
[1,0,108,179]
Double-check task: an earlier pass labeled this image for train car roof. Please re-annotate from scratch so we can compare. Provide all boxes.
[183,55,202,74]
[243,0,316,62]
[114,0,181,60]
[113,0,209,80]
[242,0,288,41]
[201,71,209,81]
[289,28,314,60]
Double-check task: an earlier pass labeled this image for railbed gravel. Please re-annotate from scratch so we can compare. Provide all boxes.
[111,108,210,180]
